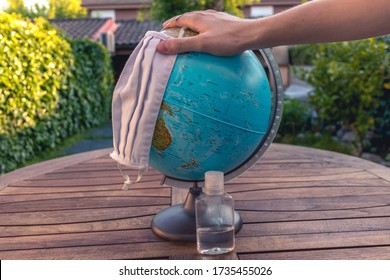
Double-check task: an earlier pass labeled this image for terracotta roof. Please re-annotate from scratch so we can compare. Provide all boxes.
[50,18,161,50]
[50,18,118,40]
[115,20,161,49]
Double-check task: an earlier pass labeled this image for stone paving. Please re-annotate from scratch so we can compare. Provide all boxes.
[60,122,113,155]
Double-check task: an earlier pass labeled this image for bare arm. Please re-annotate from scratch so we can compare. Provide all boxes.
[157,0,390,56]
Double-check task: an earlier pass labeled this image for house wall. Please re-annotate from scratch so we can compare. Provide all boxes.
[89,9,139,20]
[115,9,138,20]
[243,0,302,17]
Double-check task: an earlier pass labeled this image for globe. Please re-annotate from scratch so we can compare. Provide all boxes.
[149,28,284,241]
[149,50,272,182]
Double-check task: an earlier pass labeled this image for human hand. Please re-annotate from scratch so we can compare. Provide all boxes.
[156,1,390,56]
[156,10,255,56]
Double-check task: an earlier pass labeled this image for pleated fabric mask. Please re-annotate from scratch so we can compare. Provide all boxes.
[110,30,179,190]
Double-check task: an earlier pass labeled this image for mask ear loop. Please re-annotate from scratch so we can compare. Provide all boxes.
[161,17,187,39]
[161,15,183,31]
[117,163,148,191]
[178,26,187,38]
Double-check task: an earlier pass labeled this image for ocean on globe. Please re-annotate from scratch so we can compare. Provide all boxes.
[149,34,271,182]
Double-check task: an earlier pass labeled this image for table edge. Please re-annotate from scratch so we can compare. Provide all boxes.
[0,147,113,190]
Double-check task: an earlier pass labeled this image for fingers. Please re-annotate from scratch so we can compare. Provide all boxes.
[157,37,198,54]
[162,10,219,31]
[162,14,183,29]
[159,11,208,54]
[157,10,237,55]
[162,12,193,29]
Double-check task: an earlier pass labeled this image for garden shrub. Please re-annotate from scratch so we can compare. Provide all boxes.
[0,13,72,136]
[64,38,113,133]
[299,39,389,155]
[289,44,317,65]
[277,98,312,137]
[370,85,390,157]
[0,14,113,173]
[370,35,390,158]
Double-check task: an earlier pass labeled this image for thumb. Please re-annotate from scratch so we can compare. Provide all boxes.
[156,37,198,55]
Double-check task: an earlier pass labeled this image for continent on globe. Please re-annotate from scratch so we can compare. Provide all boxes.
[152,102,173,155]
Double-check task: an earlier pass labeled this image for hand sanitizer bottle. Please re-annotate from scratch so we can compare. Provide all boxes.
[196,171,235,255]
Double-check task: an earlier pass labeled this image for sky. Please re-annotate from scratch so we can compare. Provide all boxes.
[0,0,49,10]
[24,0,49,7]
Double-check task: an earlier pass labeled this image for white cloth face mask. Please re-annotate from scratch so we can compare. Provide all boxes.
[110,30,178,190]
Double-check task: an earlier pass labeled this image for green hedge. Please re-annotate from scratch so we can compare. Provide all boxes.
[277,98,312,137]
[0,14,113,173]
[289,44,317,65]
[371,35,390,157]
[299,38,389,155]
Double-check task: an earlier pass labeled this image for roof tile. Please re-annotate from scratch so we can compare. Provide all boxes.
[50,18,110,39]
[50,18,161,49]
[115,20,161,48]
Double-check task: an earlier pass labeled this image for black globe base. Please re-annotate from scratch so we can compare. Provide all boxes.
[151,186,243,242]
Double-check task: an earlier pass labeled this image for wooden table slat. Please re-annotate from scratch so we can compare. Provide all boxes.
[0,242,196,260]
[231,186,390,200]
[0,205,166,226]
[239,246,390,260]
[238,217,390,236]
[0,196,170,214]
[0,185,169,195]
[0,228,162,251]
[225,178,390,192]
[0,188,170,204]
[235,230,390,254]
[0,215,155,238]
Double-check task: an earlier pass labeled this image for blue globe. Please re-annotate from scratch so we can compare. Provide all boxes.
[149,49,272,182]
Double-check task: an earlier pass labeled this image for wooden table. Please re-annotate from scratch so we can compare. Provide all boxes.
[1,144,390,260]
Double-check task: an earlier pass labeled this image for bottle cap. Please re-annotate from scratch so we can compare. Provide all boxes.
[204,171,224,195]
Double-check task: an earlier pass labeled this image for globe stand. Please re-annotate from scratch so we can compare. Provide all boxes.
[151,183,243,242]
[150,48,284,243]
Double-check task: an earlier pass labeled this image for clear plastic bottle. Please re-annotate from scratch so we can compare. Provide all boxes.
[196,171,235,255]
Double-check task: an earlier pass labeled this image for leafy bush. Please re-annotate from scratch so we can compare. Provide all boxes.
[150,0,258,21]
[289,44,317,65]
[299,39,389,154]
[370,85,390,157]
[0,14,113,173]
[371,36,390,157]
[65,39,113,132]
[277,98,312,137]
[0,14,72,136]
[276,132,352,155]
[0,14,72,171]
